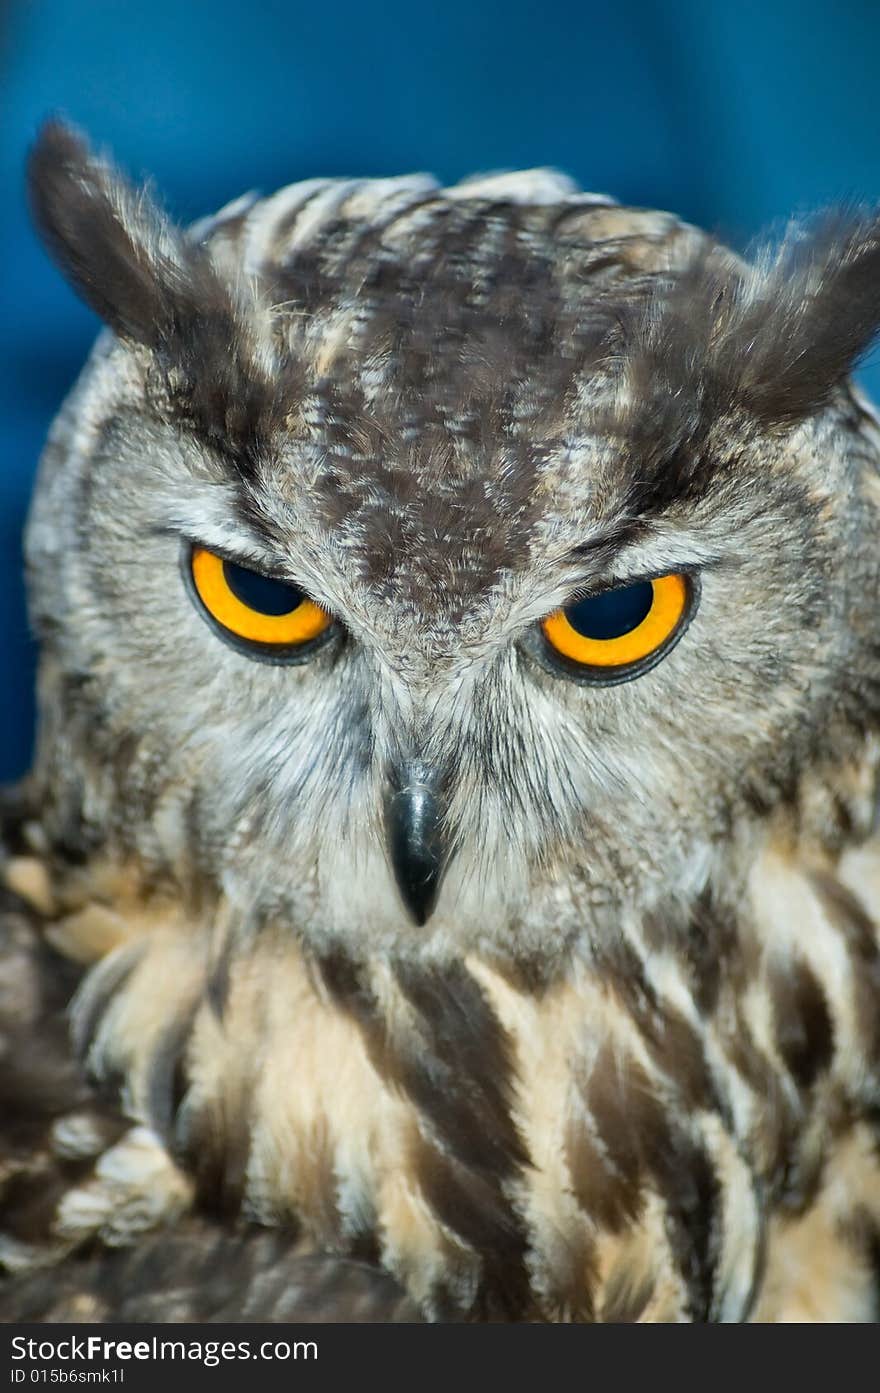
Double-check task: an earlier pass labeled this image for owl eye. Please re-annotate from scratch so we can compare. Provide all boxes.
[188,546,334,660]
[539,573,694,683]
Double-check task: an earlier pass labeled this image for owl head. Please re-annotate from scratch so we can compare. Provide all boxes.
[23,122,880,971]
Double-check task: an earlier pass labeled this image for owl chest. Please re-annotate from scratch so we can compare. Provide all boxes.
[11,838,880,1322]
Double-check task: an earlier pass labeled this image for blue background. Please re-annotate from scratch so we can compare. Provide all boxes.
[3,0,880,779]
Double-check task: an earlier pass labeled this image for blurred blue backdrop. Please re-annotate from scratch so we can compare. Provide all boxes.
[2,0,880,779]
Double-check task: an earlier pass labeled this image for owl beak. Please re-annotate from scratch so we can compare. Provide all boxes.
[384,762,448,926]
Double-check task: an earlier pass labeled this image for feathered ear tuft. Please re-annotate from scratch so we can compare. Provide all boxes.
[27,119,201,347]
[713,209,880,429]
[28,120,296,466]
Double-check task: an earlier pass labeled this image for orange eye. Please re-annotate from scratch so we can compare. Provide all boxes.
[540,573,691,681]
[189,547,333,656]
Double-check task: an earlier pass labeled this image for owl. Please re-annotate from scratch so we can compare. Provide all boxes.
[2,120,880,1324]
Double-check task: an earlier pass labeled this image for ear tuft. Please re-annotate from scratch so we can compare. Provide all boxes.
[716,208,880,429]
[27,120,293,466]
[28,119,194,346]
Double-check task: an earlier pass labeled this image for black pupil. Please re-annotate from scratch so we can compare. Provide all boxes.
[565,581,654,641]
[222,560,304,616]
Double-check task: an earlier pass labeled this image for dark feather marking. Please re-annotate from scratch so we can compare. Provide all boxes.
[686,894,739,1018]
[316,948,533,1317]
[205,939,233,1020]
[409,1135,536,1321]
[0,1165,78,1245]
[69,943,144,1064]
[290,189,443,290]
[724,1020,800,1189]
[740,763,801,821]
[142,1001,199,1140]
[0,787,41,858]
[638,904,806,1199]
[485,947,559,997]
[175,1091,252,1219]
[582,1045,721,1320]
[567,1052,652,1234]
[811,872,880,1071]
[652,1132,722,1322]
[642,891,740,1019]
[392,958,534,1316]
[768,956,834,1091]
[392,958,529,1176]
[597,935,716,1112]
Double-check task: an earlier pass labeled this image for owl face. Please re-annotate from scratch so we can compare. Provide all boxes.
[24,125,880,963]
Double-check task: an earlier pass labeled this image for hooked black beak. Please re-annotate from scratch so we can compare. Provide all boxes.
[384,762,448,926]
